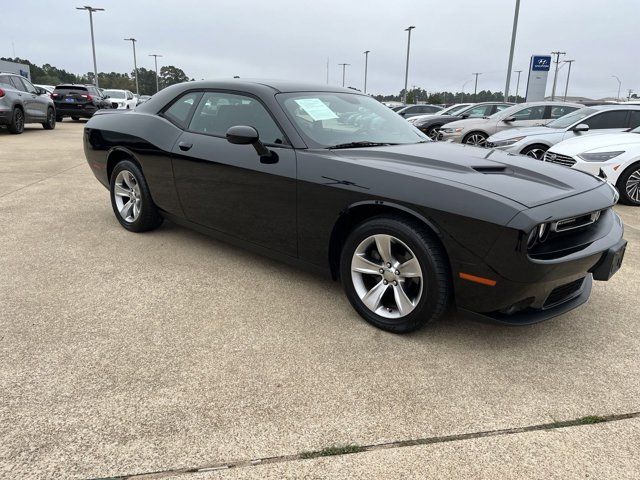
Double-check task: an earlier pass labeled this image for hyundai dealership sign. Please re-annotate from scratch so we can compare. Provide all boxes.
[525,55,551,101]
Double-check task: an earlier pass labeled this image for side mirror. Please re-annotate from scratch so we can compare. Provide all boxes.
[461,113,470,119]
[226,125,276,162]
[573,123,590,132]
[503,116,516,122]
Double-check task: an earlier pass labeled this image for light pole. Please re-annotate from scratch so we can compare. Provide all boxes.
[563,60,574,101]
[76,6,104,88]
[472,72,482,100]
[124,38,139,95]
[513,70,523,103]
[149,54,163,93]
[402,26,415,103]
[504,0,520,102]
[363,50,370,94]
[338,63,350,87]
[461,80,471,103]
[550,51,566,100]
[612,75,622,101]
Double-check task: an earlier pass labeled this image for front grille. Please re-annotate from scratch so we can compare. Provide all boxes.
[544,278,585,308]
[544,151,576,167]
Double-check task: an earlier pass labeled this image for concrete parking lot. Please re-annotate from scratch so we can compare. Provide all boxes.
[1,121,639,479]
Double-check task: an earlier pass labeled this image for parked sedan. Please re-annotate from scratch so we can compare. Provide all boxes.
[83,80,625,333]
[396,104,443,119]
[414,102,513,140]
[439,102,582,146]
[544,126,640,205]
[406,103,473,125]
[487,105,640,159]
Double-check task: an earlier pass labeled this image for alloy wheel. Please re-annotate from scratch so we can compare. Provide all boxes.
[625,169,640,203]
[113,170,142,222]
[350,234,423,319]
[15,110,24,132]
[427,128,439,140]
[465,133,486,146]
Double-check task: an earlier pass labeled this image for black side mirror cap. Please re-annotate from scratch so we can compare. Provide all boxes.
[226,125,273,159]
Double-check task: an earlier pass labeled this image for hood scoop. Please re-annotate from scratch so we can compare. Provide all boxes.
[472,165,509,174]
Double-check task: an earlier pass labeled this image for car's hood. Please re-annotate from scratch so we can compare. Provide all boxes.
[489,126,562,141]
[551,132,640,154]
[445,117,492,129]
[333,142,602,208]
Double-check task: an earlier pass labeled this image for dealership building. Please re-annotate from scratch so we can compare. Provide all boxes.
[0,59,31,80]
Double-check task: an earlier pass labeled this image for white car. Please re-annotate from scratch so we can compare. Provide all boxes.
[406,103,473,124]
[544,127,640,205]
[439,101,582,145]
[35,84,55,95]
[103,89,137,110]
[486,105,640,159]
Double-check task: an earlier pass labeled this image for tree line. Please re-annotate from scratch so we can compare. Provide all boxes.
[1,57,191,95]
[375,87,524,104]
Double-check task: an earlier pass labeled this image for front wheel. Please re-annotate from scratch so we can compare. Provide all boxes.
[340,216,451,333]
[521,144,548,160]
[463,132,488,146]
[425,125,442,141]
[42,108,56,130]
[110,160,163,232]
[616,163,640,206]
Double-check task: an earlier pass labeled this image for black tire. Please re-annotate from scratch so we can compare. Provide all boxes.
[616,162,640,206]
[42,108,56,130]
[520,144,548,160]
[7,107,24,134]
[339,216,451,333]
[425,125,442,141]
[109,160,163,232]
[462,131,488,146]
[71,116,79,121]
[56,115,63,122]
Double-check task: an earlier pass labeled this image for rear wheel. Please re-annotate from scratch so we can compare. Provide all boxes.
[71,116,79,121]
[109,160,163,232]
[8,107,24,134]
[521,144,548,160]
[340,216,451,333]
[42,108,56,130]
[463,131,488,146]
[616,163,640,206]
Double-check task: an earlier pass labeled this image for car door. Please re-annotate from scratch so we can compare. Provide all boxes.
[495,105,546,134]
[170,90,298,256]
[21,78,48,118]
[562,110,630,141]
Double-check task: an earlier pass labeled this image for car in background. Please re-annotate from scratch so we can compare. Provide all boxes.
[486,105,640,159]
[396,104,443,119]
[414,102,513,140]
[35,84,55,96]
[406,103,473,125]
[544,126,640,205]
[52,84,111,121]
[439,101,582,146]
[138,95,152,104]
[103,89,138,110]
[0,72,56,133]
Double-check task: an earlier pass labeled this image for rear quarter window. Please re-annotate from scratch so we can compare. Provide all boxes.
[0,75,14,89]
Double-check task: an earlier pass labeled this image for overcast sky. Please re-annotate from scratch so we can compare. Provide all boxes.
[2,0,639,99]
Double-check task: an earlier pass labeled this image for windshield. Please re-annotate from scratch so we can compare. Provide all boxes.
[545,107,596,129]
[104,90,125,99]
[278,93,427,148]
[440,104,469,115]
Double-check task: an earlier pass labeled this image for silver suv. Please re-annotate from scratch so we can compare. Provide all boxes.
[0,73,56,134]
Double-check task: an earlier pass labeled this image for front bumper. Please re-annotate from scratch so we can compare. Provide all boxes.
[452,207,625,325]
[439,130,465,143]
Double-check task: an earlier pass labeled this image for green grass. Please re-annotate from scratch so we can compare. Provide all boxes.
[300,444,365,459]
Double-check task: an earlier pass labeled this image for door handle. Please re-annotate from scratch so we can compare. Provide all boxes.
[178,142,193,151]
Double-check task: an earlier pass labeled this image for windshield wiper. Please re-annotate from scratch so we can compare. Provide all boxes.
[327,141,397,149]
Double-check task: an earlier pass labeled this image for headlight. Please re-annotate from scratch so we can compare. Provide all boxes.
[490,136,526,147]
[441,127,463,134]
[527,223,549,248]
[577,151,625,162]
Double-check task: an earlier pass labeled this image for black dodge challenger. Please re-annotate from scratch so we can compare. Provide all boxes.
[83,80,626,333]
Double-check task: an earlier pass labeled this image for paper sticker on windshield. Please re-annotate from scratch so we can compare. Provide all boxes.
[294,98,338,121]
